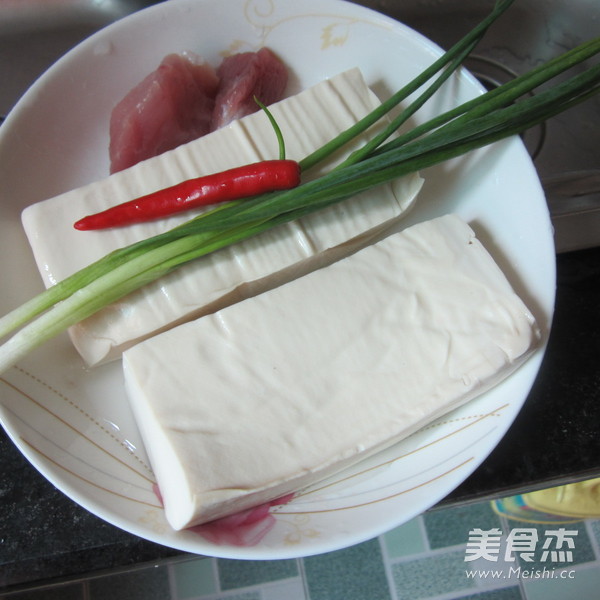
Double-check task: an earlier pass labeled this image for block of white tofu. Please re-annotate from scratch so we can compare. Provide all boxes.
[123,214,540,530]
[21,68,423,366]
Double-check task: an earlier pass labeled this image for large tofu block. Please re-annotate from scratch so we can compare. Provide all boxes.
[21,68,423,366]
[123,215,540,530]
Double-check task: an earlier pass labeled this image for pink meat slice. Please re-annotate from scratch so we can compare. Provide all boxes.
[109,53,219,173]
[211,47,288,130]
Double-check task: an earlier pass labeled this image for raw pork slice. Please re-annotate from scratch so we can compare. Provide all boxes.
[109,53,219,173]
[211,47,288,130]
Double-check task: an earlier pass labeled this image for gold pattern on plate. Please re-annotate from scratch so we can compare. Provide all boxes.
[219,0,390,55]
[19,436,161,509]
[1,368,153,479]
[320,21,355,50]
[275,514,321,546]
[138,508,169,534]
[0,369,159,509]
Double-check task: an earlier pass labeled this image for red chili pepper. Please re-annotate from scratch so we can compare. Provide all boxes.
[73,159,301,231]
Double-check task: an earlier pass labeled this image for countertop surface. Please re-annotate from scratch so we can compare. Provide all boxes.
[1,244,598,590]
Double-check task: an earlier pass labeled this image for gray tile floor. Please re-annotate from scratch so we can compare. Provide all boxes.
[3,498,600,600]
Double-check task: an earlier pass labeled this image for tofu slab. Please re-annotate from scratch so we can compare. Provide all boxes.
[21,68,423,366]
[122,215,540,530]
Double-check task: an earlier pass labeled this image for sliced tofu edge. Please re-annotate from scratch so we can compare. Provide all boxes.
[68,173,423,366]
[20,67,424,367]
[122,214,541,530]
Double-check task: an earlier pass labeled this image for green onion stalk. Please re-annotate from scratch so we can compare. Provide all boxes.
[0,0,599,373]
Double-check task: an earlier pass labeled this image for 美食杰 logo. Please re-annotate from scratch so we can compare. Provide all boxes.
[463,527,578,581]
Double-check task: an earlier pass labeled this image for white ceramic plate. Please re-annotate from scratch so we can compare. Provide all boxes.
[0,0,555,559]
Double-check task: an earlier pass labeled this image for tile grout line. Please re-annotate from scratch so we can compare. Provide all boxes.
[82,579,91,600]
[297,555,312,600]
[418,514,431,553]
[584,519,600,561]
[377,532,400,600]
[382,511,492,600]
[210,558,221,595]
[255,574,308,599]
[381,514,450,566]
[492,511,600,598]
[496,511,530,600]
[178,558,308,600]
[388,542,471,565]
[166,561,179,600]
[568,559,600,576]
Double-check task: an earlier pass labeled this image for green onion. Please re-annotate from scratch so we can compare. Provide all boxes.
[254,96,287,160]
[0,0,599,373]
[299,0,517,171]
